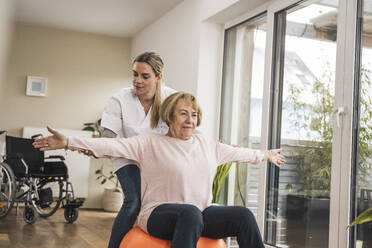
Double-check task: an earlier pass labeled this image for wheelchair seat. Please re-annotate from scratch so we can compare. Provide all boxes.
[4,135,67,178]
[43,161,67,177]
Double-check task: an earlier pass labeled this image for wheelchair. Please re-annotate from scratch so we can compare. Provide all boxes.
[0,160,15,219]
[0,130,84,224]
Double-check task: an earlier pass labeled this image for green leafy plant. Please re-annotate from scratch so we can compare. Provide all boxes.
[212,162,233,203]
[286,66,372,197]
[95,166,120,189]
[82,119,102,137]
[348,208,372,228]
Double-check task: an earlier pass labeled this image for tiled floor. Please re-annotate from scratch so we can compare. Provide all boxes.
[0,208,117,248]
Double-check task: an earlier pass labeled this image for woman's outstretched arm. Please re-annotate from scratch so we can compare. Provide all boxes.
[216,142,286,168]
[33,126,145,162]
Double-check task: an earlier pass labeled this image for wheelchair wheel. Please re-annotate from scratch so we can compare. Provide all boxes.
[23,205,37,224]
[0,162,15,219]
[32,177,63,218]
[64,207,78,223]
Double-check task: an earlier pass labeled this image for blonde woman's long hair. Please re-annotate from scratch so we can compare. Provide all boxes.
[133,52,164,129]
[151,92,202,128]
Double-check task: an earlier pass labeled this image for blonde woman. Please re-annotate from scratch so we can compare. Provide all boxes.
[99,52,175,248]
[34,92,285,248]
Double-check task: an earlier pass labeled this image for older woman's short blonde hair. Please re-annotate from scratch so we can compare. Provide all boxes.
[151,92,202,128]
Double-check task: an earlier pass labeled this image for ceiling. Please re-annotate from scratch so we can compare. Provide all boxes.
[14,0,184,37]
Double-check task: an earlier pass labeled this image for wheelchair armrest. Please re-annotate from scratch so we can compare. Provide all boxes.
[6,153,24,159]
[31,133,43,139]
[45,155,65,161]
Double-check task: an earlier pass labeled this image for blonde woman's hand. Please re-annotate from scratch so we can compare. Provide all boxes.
[32,126,68,151]
[264,149,286,168]
[78,149,97,158]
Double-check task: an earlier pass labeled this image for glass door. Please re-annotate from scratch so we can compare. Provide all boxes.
[350,0,372,247]
[265,1,339,247]
[219,13,268,248]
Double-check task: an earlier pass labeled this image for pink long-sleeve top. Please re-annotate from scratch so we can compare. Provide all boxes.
[68,133,264,233]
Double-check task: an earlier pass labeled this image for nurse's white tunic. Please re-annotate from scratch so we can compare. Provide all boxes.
[101,86,176,172]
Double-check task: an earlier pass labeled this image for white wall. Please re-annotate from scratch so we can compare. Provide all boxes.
[132,0,203,95]
[196,22,224,138]
[0,0,15,95]
[1,24,132,136]
[200,0,239,21]
[131,0,269,139]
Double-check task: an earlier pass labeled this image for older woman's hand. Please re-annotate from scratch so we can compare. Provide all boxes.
[264,149,286,168]
[32,126,68,151]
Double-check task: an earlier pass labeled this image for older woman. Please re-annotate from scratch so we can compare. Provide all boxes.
[33,92,285,248]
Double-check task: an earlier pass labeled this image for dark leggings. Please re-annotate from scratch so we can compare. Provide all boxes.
[147,204,264,248]
[108,164,141,248]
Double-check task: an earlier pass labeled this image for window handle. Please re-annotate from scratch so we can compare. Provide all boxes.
[333,106,345,128]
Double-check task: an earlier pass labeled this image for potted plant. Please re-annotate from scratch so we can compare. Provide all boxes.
[95,165,123,212]
[83,119,123,212]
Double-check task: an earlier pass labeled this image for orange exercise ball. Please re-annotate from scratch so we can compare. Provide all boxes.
[120,227,226,248]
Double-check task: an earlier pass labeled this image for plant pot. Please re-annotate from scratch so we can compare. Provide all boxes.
[102,188,123,212]
[286,194,330,248]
